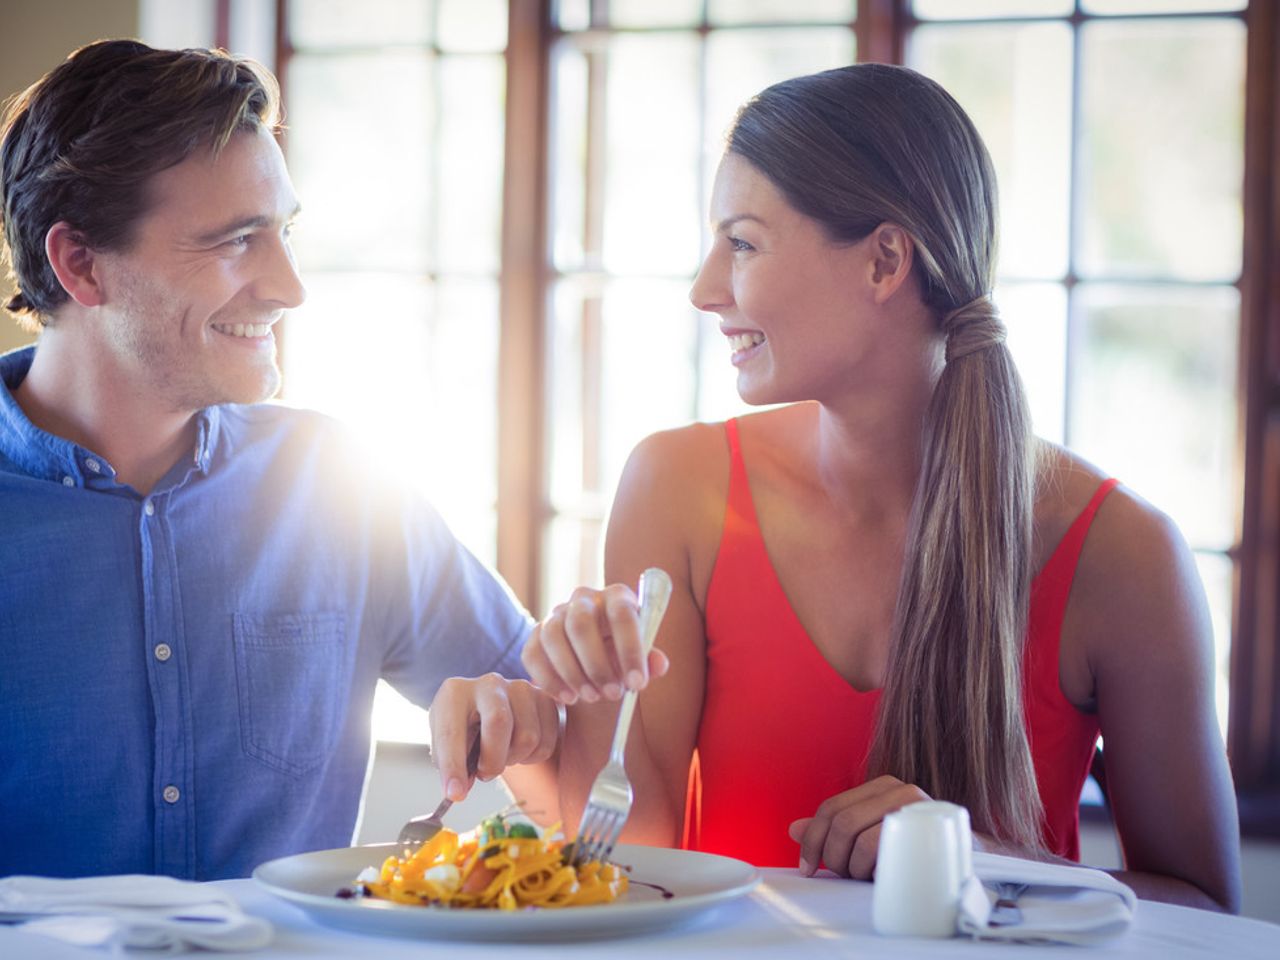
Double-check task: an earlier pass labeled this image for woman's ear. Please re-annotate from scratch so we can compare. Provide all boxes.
[45,222,105,308]
[867,222,916,304]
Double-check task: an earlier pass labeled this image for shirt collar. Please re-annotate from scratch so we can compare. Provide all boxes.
[0,344,223,488]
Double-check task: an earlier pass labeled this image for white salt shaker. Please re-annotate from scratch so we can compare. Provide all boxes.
[872,801,973,938]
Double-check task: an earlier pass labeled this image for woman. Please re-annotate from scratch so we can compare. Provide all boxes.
[517,64,1239,912]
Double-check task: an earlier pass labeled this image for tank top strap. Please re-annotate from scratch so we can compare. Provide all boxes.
[723,418,761,530]
[1032,477,1121,631]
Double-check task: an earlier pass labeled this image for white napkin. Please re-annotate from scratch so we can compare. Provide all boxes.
[956,851,1137,946]
[0,874,273,953]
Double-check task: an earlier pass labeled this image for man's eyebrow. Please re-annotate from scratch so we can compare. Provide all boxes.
[713,213,767,232]
[192,204,302,245]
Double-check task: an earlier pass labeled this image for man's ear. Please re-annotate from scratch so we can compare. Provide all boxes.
[45,222,105,308]
[867,222,916,304]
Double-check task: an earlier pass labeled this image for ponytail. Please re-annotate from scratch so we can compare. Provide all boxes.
[866,295,1045,852]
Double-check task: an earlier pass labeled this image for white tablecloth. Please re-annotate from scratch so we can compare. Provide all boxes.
[1,869,1276,959]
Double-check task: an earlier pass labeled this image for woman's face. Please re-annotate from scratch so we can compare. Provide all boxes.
[689,153,883,407]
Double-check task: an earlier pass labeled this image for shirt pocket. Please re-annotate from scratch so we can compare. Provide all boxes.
[233,611,348,778]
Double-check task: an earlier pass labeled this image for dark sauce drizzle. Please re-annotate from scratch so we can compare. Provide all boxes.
[629,879,675,900]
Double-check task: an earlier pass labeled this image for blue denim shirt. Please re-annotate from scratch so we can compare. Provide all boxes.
[0,346,532,880]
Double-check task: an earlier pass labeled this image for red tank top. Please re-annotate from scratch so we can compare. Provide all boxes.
[682,418,1114,865]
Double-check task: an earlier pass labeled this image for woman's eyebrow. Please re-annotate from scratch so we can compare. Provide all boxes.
[713,213,768,232]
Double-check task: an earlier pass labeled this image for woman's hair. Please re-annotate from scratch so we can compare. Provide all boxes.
[728,64,1043,852]
[0,39,281,329]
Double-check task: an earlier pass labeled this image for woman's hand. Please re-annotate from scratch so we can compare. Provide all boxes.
[521,584,670,704]
[788,776,932,879]
[429,674,563,802]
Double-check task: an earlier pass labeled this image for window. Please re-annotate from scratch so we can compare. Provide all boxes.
[544,2,859,612]
[280,0,509,566]
[275,0,510,740]
[264,0,1279,803]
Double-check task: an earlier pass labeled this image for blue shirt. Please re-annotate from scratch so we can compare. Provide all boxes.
[0,346,532,880]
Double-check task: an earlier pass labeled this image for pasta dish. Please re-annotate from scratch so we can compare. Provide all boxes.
[341,815,629,911]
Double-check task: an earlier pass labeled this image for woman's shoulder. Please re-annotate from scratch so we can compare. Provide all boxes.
[1035,442,1189,571]
[1037,442,1203,667]
[621,406,808,487]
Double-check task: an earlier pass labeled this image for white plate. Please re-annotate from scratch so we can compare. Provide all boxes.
[253,843,760,941]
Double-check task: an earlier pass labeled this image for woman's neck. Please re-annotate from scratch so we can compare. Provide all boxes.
[813,332,943,520]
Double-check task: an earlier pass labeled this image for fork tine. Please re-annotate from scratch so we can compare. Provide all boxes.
[582,812,613,864]
[572,807,600,866]
[599,816,625,863]
[580,812,610,865]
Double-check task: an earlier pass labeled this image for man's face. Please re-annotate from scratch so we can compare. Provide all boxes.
[93,125,304,412]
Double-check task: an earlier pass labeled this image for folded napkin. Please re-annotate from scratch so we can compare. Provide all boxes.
[957,850,1137,946]
[0,874,273,953]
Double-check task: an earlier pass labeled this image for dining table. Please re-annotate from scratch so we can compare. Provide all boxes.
[1,865,1276,960]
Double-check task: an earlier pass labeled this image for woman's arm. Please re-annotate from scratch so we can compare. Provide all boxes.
[1067,488,1242,912]
[522,425,727,846]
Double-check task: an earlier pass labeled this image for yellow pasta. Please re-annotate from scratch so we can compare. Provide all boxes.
[349,816,629,911]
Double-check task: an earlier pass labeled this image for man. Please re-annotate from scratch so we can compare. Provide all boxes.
[0,40,582,880]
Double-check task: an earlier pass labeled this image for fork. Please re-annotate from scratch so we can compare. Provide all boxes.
[396,734,483,853]
[988,881,1029,927]
[570,567,673,867]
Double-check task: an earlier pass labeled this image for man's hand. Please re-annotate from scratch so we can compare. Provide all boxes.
[521,584,670,704]
[788,776,932,879]
[429,674,562,803]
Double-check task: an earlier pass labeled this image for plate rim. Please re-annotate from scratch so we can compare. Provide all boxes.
[252,842,761,932]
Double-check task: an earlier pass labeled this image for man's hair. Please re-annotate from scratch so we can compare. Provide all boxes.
[0,39,281,329]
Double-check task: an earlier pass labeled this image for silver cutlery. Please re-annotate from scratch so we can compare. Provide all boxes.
[396,735,482,853]
[570,567,672,867]
[988,881,1029,927]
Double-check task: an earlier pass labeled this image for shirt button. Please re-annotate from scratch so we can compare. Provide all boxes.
[154,643,172,662]
[162,785,180,804]
[144,500,155,517]
[62,476,75,487]
[85,458,101,473]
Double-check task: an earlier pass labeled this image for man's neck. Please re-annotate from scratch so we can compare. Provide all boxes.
[14,330,198,496]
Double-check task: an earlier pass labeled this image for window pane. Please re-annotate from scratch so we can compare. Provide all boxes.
[282,272,433,454]
[437,0,507,51]
[1078,18,1244,281]
[912,0,1072,19]
[549,280,589,511]
[1083,0,1244,13]
[704,28,855,174]
[430,278,500,559]
[995,282,1068,445]
[1069,283,1239,552]
[438,55,505,273]
[1193,551,1234,741]
[289,0,433,46]
[558,0,589,31]
[612,0,702,29]
[600,279,699,497]
[604,34,702,276]
[283,273,499,565]
[547,276,696,612]
[708,0,855,24]
[910,22,1072,281]
[542,515,604,618]
[552,47,588,270]
[287,53,434,273]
